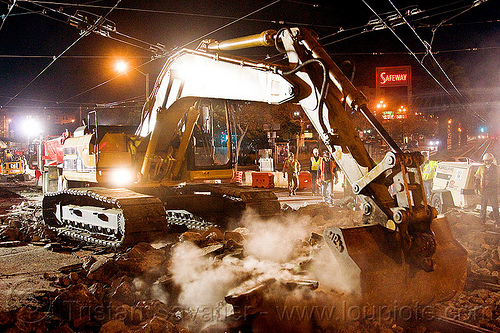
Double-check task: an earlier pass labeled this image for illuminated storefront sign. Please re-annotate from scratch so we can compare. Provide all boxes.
[382,111,407,120]
[376,66,411,88]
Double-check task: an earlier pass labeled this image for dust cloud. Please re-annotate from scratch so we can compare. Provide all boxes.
[169,210,361,316]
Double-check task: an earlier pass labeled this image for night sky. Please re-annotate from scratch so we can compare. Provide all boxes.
[0,0,499,135]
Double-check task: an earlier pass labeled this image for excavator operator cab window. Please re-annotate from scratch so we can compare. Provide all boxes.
[189,100,232,169]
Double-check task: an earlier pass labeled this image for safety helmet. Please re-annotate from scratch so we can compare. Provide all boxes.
[313,148,319,154]
[483,153,495,161]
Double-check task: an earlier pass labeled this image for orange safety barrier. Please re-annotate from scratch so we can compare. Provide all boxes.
[298,171,312,190]
[233,171,243,184]
[252,172,275,188]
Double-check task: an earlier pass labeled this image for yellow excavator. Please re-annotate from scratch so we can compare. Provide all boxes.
[42,27,466,307]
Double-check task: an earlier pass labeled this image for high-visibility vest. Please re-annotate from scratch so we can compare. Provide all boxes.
[284,159,301,175]
[310,156,321,171]
[475,164,500,189]
[422,160,438,181]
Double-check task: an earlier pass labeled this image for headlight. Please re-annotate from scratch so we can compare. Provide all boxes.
[110,168,135,187]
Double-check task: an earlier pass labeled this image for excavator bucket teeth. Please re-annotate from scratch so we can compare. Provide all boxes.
[324,216,467,308]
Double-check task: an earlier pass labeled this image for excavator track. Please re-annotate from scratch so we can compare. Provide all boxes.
[42,187,214,248]
[152,183,282,226]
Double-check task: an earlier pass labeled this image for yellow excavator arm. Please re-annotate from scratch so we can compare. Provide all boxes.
[136,27,466,307]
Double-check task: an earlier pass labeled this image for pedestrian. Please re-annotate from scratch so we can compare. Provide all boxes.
[309,148,322,195]
[320,150,338,206]
[283,153,301,196]
[421,151,438,201]
[475,153,500,226]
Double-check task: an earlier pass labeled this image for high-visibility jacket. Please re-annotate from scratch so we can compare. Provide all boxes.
[475,164,500,190]
[310,156,322,171]
[421,160,438,181]
[320,158,337,182]
[283,159,301,176]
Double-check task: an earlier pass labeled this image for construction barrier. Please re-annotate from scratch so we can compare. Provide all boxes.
[298,171,312,190]
[252,172,275,189]
[233,171,243,184]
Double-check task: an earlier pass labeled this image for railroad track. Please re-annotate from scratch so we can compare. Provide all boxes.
[426,315,497,333]
[463,137,494,162]
[466,271,500,292]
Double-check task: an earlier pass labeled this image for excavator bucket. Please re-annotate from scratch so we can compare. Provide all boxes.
[324,216,467,308]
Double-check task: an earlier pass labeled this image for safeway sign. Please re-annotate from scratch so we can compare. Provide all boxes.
[376,66,411,88]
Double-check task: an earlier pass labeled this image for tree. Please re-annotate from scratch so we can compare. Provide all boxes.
[230,102,301,169]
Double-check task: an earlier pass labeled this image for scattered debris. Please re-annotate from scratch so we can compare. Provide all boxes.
[2,177,500,332]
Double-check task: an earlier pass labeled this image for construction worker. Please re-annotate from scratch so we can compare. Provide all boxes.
[5,149,13,162]
[309,148,322,195]
[320,150,338,206]
[283,153,301,196]
[475,153,500,226]
[421,151,438,201]
[35,166,42,185]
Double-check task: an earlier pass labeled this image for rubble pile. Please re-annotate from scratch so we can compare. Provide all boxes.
[445,209,500,279]
[7,180,500,332]
[434,288,500,331]
[0,202,56,246]
[0,200,411,333]
[0,241,192,332]
[425,209,500,330]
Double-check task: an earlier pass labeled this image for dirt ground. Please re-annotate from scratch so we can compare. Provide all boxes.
[0,176,83,313]
[0,173,497,333]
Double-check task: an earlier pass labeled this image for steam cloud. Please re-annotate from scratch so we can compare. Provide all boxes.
[166,210,360,331]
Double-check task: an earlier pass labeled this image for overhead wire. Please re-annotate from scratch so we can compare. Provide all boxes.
[360,0,485,123]
[0,93,143,109]
[2,0,71,25]
[59,0,492,102]
[426,2,487,54]
[22,0,344,30]
[385,0,486,122]
[0,0,17,32]
[326,45,500,56]
[1,0,123,108]
[60,0,283,104]
[2,0,493,111]
[175,0,282,50]
[387,0,465,98]
[60,57,157,103]
[0,54,150,59]
[5,0,164,54]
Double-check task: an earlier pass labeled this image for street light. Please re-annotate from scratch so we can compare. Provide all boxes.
[114,60,150,99]
[376,100,387,109]
[21,116,44,173]
[22,116,42,138]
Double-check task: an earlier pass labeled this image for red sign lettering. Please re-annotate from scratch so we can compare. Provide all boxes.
[380,72,407,85]
[376,66,411,88]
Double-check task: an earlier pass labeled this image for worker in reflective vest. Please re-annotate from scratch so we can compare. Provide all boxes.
[320,150,338,206]
[310,148,322,195]
[283,153,301,196]
[421,151,438,201]
[475,153,500,226]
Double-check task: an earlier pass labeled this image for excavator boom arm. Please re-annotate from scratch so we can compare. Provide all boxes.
[134,28,466,307]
